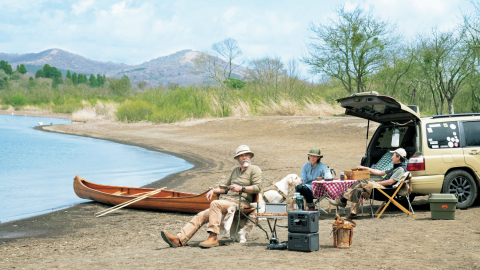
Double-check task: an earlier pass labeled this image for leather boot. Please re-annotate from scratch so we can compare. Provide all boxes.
[161,231,181,248]
[199,233,219,248]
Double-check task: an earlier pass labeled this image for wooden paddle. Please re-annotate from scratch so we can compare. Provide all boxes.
[95,187,167,217]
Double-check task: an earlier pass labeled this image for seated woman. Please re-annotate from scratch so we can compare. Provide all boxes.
[296,148,327,211]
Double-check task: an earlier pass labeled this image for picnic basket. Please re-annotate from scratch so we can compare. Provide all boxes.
[344,168,370,180]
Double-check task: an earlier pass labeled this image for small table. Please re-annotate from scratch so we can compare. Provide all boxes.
[311,180,357,215]
[256,213,288,240]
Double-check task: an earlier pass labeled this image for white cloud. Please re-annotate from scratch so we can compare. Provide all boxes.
[111,1,126,15]
[72,0,95,15]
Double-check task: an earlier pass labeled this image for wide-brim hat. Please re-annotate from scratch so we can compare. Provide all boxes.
[390,148,407,159]
[234,145,254,159]
[307,148,323,158]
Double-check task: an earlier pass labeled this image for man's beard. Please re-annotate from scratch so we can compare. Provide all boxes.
[239,159,251,168]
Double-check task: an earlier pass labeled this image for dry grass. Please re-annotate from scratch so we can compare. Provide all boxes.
[72,100,118,122]
[255,98,344,117]
[230,100,252,117]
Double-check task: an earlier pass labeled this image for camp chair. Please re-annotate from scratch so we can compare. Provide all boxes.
[370,171,416,219]
[232,193,269,243]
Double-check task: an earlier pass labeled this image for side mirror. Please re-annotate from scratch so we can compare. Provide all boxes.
[391,128,400,147]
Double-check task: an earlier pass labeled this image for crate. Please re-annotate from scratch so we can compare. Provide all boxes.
[428,193,457,220]
[345,169,370,180]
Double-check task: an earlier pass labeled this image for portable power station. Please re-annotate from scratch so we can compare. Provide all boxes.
[288,210,318,233]
[287,232,319,252]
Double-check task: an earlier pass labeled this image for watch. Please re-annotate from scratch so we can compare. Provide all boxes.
[241,186,245,192]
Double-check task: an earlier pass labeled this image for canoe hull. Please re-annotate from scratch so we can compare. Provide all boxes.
[73,175,214,213]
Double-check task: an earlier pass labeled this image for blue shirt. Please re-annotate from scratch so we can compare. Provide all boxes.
[301,162,327,190]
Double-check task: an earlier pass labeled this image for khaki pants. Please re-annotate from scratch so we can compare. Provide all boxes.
[177,199,250,245]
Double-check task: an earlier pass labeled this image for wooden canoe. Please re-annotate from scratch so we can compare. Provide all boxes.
[73,175,216,213]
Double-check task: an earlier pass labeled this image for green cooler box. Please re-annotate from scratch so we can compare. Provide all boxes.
[428,193,458,220]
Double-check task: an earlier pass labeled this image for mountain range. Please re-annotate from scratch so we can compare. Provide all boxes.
[0,49,243,86]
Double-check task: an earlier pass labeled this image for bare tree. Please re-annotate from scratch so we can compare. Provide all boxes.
[302,5,397,93]
[245,55,286,86]
[190,38,244,84]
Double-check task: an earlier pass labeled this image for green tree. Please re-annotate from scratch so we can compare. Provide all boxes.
[0,60,13,75]
[35,69,44,79]
[66,70,72,80]
[72,72,78,85]
[89,74,98,87]
[302,5,398,93]
[28,77,35,88]
[10,93,26,106]
[96,74,104,85]
[42,64,52,78]
[107,75,131,96]
[18,64,27,75]
[418,28,475,114]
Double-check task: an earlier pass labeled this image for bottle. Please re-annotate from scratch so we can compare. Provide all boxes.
[292,192,299,210]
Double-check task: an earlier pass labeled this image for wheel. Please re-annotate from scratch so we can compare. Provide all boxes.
[442,170,478,209]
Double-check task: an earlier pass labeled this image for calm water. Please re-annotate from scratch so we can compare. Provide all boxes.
[0,115,193,223]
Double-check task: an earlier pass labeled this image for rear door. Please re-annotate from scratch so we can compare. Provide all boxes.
[336,93,420,123]
[461,121,480,176]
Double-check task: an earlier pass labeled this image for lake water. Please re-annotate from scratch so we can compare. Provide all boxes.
[0,115,193,223]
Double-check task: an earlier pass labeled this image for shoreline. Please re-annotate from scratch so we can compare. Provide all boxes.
[1,111,212,227]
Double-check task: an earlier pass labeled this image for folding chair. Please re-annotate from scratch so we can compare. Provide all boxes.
[232,193,269,243]
[370,172,416,219]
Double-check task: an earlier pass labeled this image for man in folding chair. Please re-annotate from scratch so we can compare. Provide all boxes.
[160,145,262,248]
[328,148,408,219]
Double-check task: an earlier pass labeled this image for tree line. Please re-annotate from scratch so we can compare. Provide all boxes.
[191,3,480,115]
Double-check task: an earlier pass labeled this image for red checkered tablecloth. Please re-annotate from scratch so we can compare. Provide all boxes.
[312,180,357,200]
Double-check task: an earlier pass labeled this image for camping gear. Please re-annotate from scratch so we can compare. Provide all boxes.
[73,175,214,213]
[332,214,356,248]
[370,172,416,219]
[345,168,370,180]
[288,210,318,233]
[266,203,287,213]
[295,195,304,211]
[324,166,336,180]
[428,193,458,220]
[287,232,319,252]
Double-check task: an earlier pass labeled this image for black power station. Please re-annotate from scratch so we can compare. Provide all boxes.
[287,211,319,252]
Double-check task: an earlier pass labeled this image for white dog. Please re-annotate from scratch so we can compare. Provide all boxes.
[218,174,302,243]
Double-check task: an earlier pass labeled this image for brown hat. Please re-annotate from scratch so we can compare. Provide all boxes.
[234,145,254,159]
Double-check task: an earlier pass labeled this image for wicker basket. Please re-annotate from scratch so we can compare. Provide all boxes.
[345,169,370,180]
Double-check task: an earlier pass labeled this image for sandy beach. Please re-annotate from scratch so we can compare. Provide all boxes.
[1,112,479,269]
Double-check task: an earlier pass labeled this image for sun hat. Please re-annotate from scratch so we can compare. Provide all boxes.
[307,148,323,158]
[390,148,407,159]
[234,145,254,159]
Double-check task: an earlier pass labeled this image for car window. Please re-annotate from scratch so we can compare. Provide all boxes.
[463,121,480,147]
[426,122,460,149]
[375,126,411,149]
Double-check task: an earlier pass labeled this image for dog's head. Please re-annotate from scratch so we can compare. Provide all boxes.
[286,174,303,186]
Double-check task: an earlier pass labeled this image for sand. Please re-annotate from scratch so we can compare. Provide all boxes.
[1,113,479,269]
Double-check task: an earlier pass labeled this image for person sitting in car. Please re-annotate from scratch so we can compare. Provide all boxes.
[328,148,408,219]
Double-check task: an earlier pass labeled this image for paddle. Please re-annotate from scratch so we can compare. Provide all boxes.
[95,187,167,217]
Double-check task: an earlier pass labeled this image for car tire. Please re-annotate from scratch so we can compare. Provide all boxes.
[442,170,478,209]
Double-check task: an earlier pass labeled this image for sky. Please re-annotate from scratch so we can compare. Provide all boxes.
[0,0,474,79]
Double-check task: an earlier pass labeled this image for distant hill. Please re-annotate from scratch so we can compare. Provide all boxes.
[0,49,244,86]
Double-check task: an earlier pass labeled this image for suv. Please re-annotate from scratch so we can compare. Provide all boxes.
[337,92,480,208]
